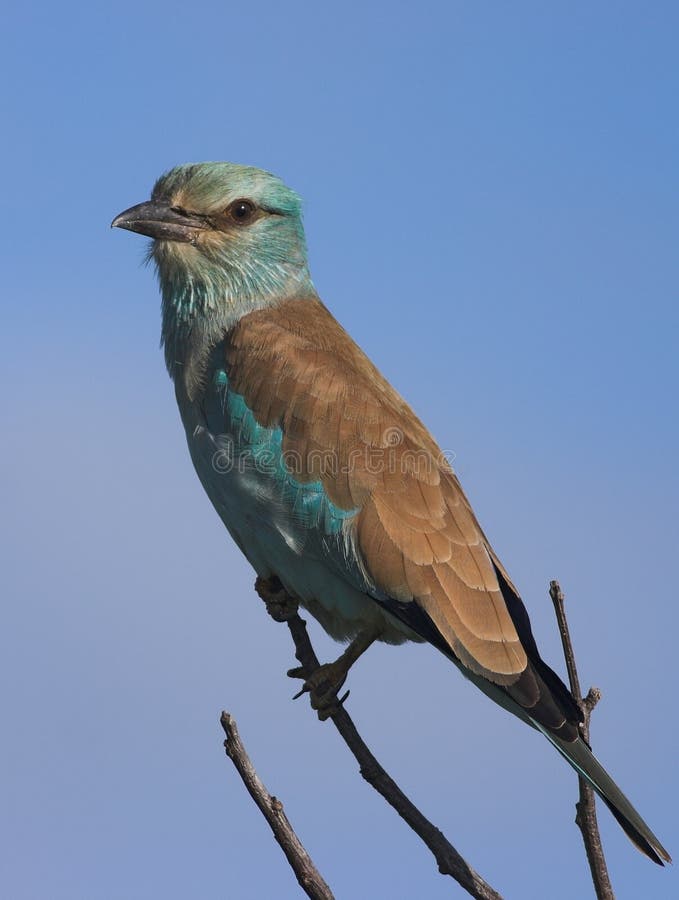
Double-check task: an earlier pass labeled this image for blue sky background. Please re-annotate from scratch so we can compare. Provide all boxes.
[2,3,677,898]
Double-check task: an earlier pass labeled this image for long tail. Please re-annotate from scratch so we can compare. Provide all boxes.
[537,725,671,865]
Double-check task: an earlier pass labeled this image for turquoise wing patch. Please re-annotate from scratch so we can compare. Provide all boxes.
[207,368,356,534]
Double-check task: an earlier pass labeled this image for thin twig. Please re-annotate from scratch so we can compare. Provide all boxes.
[220,711,335,900]
[256,576,503,900]
[549,580,614,900]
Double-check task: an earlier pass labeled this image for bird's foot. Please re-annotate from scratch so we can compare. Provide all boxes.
[288,626,380,720]
[288,662,350,721]
[255,575,299,623]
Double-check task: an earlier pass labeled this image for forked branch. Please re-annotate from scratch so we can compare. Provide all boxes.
[219,577,614,898]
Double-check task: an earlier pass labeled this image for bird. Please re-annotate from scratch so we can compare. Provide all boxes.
[112,161,669,865]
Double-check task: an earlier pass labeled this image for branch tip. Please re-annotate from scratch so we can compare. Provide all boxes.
[219,709,335,900]
[548,579,614,900]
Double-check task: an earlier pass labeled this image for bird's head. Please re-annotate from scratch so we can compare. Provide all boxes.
[112,162,314,357]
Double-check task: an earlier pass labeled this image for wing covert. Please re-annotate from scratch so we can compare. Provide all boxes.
[225,296,528,684]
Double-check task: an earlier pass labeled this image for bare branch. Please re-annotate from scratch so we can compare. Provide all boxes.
[220,711,335,900]
[549,580,614,900]
[256,576,503,900]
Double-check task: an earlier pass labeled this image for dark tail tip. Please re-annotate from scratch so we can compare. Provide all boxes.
[540,730,671,866]
[604,799,672,866]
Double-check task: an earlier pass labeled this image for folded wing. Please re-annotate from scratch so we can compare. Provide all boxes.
[226,296,580,738]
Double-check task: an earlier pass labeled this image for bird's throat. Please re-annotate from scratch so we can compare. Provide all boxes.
[153,240,314,395]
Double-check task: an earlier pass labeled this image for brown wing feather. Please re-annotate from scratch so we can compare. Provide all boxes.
[226,296,528,684]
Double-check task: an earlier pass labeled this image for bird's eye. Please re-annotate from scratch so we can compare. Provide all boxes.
[227,199,257,224]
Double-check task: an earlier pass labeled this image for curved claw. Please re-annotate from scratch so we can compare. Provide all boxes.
[289,661,350,718]
[315,689,350,722]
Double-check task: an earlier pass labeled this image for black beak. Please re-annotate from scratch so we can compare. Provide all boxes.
[111,200,207,243]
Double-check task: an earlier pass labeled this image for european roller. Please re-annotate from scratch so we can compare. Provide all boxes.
[112,162,669,865]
